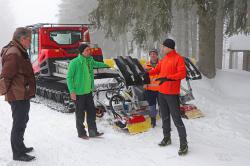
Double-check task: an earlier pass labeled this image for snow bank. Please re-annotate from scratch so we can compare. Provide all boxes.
[228,34,250,51]
[201,69,250,99]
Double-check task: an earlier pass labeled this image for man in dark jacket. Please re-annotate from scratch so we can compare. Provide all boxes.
[0,27,36,161]
[148,39,188,155]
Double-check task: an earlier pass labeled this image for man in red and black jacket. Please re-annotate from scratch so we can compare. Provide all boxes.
[148,39,188,155]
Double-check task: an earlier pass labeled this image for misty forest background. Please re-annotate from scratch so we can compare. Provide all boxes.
[1,0,250,79]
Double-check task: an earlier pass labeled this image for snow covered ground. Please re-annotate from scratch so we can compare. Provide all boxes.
[0,69,250,166]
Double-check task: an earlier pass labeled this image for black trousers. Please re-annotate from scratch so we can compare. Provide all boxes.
[144,90,158,106]
[158,93,187,144]
[75,93,97,137]
[9,100,30,157]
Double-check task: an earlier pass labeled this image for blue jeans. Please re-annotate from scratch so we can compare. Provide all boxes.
[144,90,159,118]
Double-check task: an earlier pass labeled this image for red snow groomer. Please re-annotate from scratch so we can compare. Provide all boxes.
[27,23,111,112]
[28,23,104,74]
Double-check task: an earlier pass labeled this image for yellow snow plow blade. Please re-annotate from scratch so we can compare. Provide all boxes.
[184,109,204,119]
[181,105,204,119]
[127,117,151,134]
[185,110,204,119]
[104,58,146,68]
[104,59,115,68]
[139,58,147,66]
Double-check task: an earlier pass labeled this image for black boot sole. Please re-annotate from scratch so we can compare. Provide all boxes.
[89,133,104,138]
[23,148,34,153]
[178,150,188,156]
[13,155,35,162]
[178,146,188,156]
[158,140,171,147]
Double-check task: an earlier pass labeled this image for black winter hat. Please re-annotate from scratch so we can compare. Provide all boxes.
[78,44,89,53]
[163,39,175,49]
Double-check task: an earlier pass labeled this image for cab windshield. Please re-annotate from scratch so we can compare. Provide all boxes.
[49,30,82,45]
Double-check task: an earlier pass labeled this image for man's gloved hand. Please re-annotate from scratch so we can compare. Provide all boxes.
[144,68,152,72]
[140,72,149,78]
[155,77,174,85]
[145,72,149,78]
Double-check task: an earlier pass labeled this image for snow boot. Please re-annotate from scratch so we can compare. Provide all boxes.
[23,147,34,153]
[151,117,156,128]
[89,130,104,138]
[178,143,188,156]
[158,137,171,147]
[13,154,35,162]
[79,135,89,140]
[95,131,104,137]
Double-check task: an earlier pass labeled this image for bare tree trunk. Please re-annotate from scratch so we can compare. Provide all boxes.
[184,3,189,57]
[119,34,128,57]
[191,6,198,59]
[243,51,250,71]
[242,1,250,71]
[180,9,185,56]
[215,0,224,69]
[175,9,184,54]
[197,8,216,78]
[114,39,121,57]
[247,0,250,31]
[123,34,128,56]
[137,47,141,59]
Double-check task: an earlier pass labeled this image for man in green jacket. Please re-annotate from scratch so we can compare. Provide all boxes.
[67,44,108,139]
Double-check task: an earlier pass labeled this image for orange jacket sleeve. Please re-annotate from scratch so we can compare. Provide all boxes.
[167,56,186,80]
[148,61,161,76]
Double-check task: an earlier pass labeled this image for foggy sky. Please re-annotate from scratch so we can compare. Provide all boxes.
[0,0,61,48]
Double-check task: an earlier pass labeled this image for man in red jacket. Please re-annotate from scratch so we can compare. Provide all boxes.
[148,39,188,155]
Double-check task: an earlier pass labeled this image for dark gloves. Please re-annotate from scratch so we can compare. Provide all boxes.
[155,77,174,85]
[144,68,151,72]
[144,72,149,78]
[140,72,149,78]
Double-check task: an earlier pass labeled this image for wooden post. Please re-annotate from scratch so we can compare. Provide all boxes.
[234,53,238,69]
[229,51,233,69]
[243,51,250,71]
